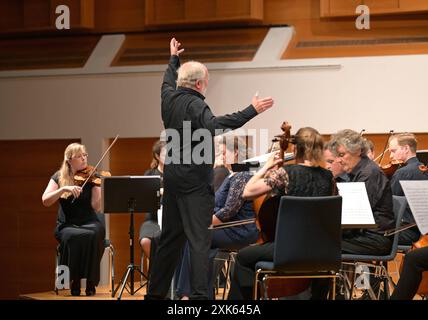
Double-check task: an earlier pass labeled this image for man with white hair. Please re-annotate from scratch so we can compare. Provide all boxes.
[146,38,274,300]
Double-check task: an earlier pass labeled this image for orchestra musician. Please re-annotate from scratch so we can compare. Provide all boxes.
[139,140,165,262]
[323,142,349,182]
[145,38,274,300]
[228,127,335,300]
[390,246,428,300]
[388,133,428,245]
[329,129,395,256]
[365,139,376,161]
[329,129,395,299]
[42,143,105,296]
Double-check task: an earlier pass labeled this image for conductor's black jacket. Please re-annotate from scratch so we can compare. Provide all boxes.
[161,55,258,194]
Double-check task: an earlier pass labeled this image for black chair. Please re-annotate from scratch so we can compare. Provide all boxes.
[54,213,115,297]
[254,195,343,300]
[340,195,407,300]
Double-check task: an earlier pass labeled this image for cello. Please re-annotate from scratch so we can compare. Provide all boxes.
[253,122,311,298]
[254,121,292,243]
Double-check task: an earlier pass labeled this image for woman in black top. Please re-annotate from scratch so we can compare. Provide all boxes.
[139,140,165,259]
[42,143,105,296]
[228,127,335,300]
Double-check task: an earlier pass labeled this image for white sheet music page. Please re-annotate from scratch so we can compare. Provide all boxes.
[400,180,428,235]
[337,182,376,225]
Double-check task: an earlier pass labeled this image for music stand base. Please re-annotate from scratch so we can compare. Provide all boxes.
[113,264,148,300]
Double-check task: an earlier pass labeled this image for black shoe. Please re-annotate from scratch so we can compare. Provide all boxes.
[85,280,96,296]
[71,280,81,296]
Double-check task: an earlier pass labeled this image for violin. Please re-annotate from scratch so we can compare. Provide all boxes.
[381,160,405,178]
[419,165,428,173]
[375,130,406,178]
[71,135,119,202]
[74,165,111,187]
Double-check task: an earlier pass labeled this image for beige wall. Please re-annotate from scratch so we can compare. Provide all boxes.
[1,53,427,148]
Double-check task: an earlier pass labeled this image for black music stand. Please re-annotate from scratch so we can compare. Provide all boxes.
[417,150,428,166]
[102,176,161,300]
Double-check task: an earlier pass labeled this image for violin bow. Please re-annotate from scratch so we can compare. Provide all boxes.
[377,130,394,165]
[72,134,119,202]
[384,222,417,237]
[208,218,256,230]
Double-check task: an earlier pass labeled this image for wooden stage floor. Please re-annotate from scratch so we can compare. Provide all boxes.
[21,283,148,300]
[20,283,227,300]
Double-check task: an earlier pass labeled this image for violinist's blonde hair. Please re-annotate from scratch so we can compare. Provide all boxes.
[293,127,324,166]
[58,143,86,198]
[389,133,417,153]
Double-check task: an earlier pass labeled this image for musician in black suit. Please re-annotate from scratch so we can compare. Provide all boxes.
[388,133,428,245]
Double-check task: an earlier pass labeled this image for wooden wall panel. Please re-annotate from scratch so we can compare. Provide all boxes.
[321,0,428,17]
[0,0,94,34]
[112,27,268,66]
[24,0,51,29]
[108,137,158,285]
[0,36,100,71]
[263,0,428,59]
[145,0,263,27]
[2,0,428,65]
[0,139,78,299]
[94,0,146,33]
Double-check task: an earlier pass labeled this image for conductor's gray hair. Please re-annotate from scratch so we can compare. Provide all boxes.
[177,61,207,88]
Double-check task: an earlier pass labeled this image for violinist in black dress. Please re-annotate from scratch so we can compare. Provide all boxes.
[42,143,105,296]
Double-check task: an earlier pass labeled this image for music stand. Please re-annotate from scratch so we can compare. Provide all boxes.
[417,150,428,166]
[102,176,161,300]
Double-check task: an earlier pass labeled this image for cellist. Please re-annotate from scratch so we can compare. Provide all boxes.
[388,133,428,245]
[227,126,336,300]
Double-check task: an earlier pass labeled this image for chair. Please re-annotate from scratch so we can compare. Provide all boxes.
[340,195,407,300]
[254,195,343,300]
[54,213,116,297]
[214,248,238,300]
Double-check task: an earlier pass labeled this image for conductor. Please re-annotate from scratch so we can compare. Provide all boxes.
[145,38,274,300]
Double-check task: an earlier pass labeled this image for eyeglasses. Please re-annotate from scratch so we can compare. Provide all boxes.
[72,153,88,159]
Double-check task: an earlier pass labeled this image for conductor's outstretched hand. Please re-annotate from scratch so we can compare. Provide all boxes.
[252,92,274,114]
[170,38,184,56]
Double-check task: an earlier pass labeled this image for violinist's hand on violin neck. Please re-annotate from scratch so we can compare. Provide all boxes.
[252,92,274,114]
[62,186,82,198]
[265,151,283,171]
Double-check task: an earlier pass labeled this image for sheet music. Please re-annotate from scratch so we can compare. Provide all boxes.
[400,180,428,235]
[337,182,376,226]
[157,205,163,231]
